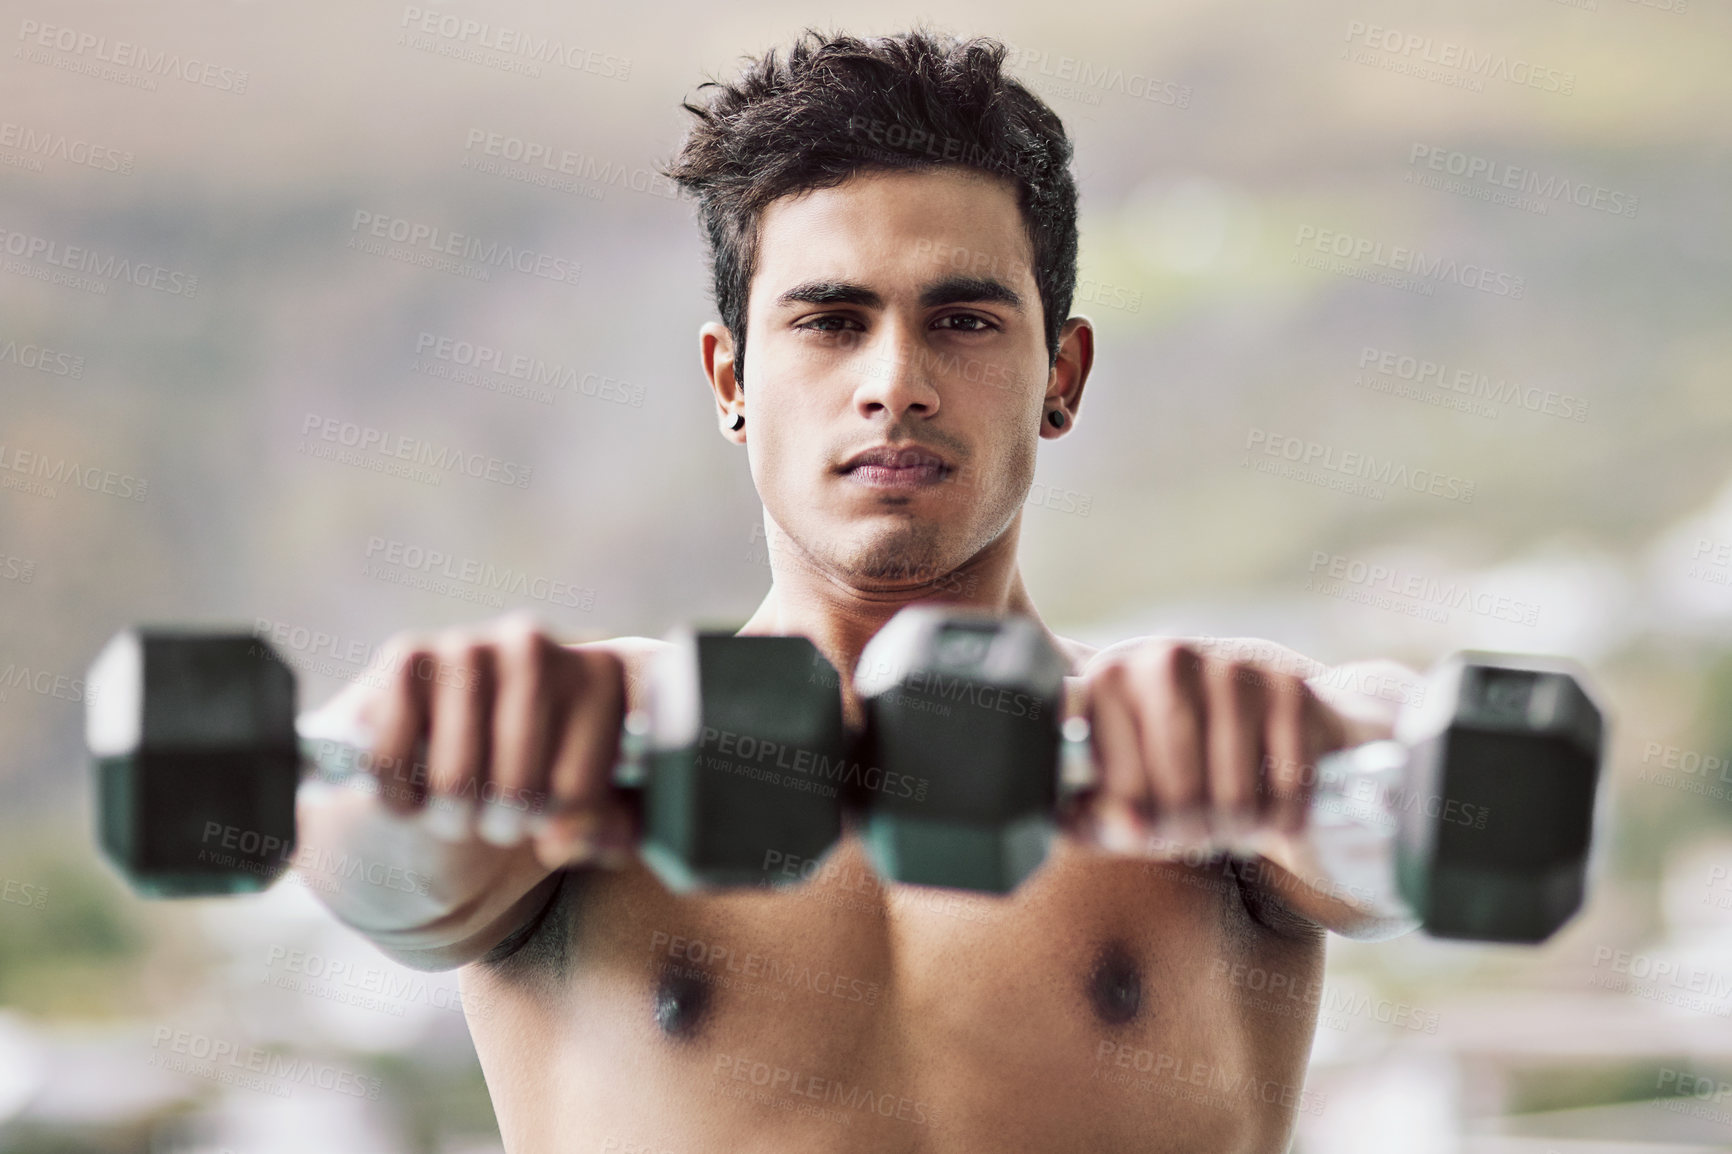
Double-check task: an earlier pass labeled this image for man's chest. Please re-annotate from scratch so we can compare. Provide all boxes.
[467,835,1320,1153]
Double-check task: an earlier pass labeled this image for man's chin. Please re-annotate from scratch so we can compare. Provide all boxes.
[827,525,953,588]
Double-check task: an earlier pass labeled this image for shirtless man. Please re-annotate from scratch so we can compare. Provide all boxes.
[298,29,1424,1154]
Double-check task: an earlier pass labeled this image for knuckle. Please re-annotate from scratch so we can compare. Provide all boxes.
[434,630,484,665]
[1142,641,1198,679]
[1090,659,1133,696]
[579,646,624,681]
[432,634,491,689]
[505,634,552,690]
[378,629,425,663]
[566,649,624,708]
[495,613,550,659]
[386,643,433,691]
[1212,661,1252,702]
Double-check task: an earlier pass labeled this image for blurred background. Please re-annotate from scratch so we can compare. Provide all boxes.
[3,0,1730,1149]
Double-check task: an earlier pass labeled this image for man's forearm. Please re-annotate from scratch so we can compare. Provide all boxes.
[294,783,556,970]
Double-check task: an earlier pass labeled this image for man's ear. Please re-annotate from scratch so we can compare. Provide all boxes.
[1040,315,1094,440]
[700,321,746,445]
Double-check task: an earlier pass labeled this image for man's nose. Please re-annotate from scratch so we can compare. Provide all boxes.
[853,327,940,420]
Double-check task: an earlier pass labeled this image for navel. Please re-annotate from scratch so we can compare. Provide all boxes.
[1086,940,1143,1026]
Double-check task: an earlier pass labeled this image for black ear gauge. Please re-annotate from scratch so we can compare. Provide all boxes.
[729,412,745,431]
[1047,410,1067,429]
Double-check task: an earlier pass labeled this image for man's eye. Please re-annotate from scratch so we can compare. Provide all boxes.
[934,314,996,333]
[799,316,858,333]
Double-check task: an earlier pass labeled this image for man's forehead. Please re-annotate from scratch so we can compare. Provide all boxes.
[754,167,1034,291]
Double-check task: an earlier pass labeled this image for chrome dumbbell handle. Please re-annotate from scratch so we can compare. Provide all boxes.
[292,709,653,845]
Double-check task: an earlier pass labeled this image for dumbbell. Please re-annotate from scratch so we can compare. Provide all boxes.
[84,626,849,898]
[853,606,1606,943]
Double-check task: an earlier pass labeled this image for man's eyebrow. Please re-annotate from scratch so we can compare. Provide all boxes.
[775,280,882,309]
[920,275,1023,312]
[773,276,1024,312]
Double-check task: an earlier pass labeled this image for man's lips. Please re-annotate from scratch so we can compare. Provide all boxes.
[838,444,954,488]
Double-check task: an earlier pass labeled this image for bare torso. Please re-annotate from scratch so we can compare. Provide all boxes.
[459,640,1328,1154]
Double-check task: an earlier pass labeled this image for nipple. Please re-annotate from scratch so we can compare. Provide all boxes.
[654,965,713,1039]
[1087,941,1143,1026]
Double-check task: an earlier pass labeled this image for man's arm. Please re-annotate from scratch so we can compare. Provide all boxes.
[1209,642,1429,940]
[293,780,563,971]
[1069,634,1428,941]
[290,615,636,971]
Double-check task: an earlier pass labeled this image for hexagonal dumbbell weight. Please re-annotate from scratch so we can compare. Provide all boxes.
[85,626,849,897]
[855,605,1605,943]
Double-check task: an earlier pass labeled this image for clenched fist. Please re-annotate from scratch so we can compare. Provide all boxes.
[1068,639,1355,852]
[317,612,634,870]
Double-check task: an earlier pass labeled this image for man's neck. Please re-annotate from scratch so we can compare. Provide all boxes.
[736,519,1048,696]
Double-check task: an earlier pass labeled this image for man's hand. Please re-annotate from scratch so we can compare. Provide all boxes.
[317,611,633,871]
[1066,639,1354,853]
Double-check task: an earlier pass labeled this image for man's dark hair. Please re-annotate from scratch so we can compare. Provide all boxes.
[661,27,1079,388]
